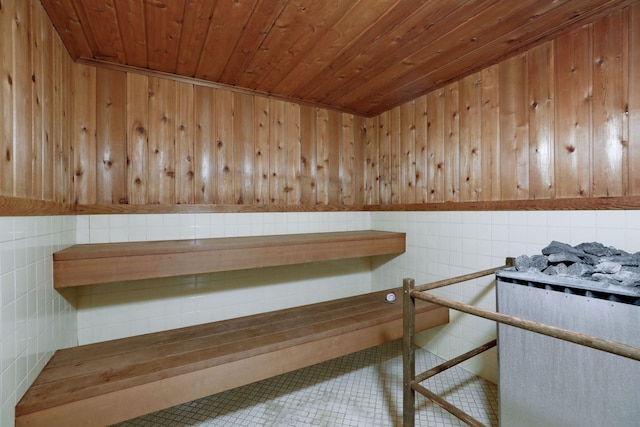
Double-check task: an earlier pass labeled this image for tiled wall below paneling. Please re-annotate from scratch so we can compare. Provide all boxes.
[75,212,374,344]
[0,216,77,426]
[3,209,638,425]
[371,210,640,383]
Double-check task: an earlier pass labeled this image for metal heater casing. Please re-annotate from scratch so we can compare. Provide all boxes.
[496,271,640,427]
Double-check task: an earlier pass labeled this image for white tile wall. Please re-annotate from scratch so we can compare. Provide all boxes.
[371,210,640,383]
[3,209,638,425]
[75,212,374,344]
[0,216,77,426]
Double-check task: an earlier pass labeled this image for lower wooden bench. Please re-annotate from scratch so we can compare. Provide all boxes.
[15,288,448,427]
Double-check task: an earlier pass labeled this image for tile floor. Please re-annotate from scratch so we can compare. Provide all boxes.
[114,340,498,427]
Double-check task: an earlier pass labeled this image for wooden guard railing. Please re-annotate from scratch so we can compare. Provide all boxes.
[402,258,640,427]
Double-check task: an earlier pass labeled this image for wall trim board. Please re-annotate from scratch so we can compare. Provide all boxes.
[73,203,368,215]
[77,58,366,117]
[68,196,640,215]
[0,196,75,216]
[364,196,640,212]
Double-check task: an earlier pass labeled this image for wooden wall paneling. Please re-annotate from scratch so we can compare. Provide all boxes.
[480,65,501,201]
[147,77,176,204]
[377,110,391,204]
[175,82,195,204]
[96,68,127,204]
[315,108,329,205]
[269,99,286,204]
[340,113,354,205]
[194,86,215,204]
[389,106,401,204]
[232,92,254,205]
[499,53,529,200]
[32,2,44,201]
[527,42,555,200]
[72,63,97,205]
[286,102,301,205]
[113,0,147,68]
[326,110,341,205]
[0,0,14,197]
[443,82,459,202]
[254,96,270,204]
[414,95,428,203]
[630,4,640,195]
[400,101,416,204]
[592,9,628,197]
[213,89,234,204]
[458,73,482,202]
[126,73,149,204]
[13,0,32,198]
[426,88,445,203]
[38,2,55,201]
[299,105,317,205]
[364,116,379,205]
[55,38,73,204]
[352,114,366,205]
[554,25,593,198]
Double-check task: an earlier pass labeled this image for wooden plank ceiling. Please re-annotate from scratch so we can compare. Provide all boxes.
[41,0,636,116]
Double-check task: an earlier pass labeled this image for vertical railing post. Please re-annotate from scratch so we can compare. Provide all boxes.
[403,278,416,427]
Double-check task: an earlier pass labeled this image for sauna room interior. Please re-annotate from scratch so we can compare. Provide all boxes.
[2,0,640,426]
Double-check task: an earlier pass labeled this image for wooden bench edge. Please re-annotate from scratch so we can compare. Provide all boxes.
[16,306,448,427]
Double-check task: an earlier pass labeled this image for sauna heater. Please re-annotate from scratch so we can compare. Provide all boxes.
[495,269,640,427]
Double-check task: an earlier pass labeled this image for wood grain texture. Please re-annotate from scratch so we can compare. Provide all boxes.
[1,0,14,197]
[175,82,195,204]
[53,231,406,288]
[377,110,391,204]
[414,95,428,203]
[459,73,481,202]
[96,68,126,204]
[499,53,529,201]
[444,82,459,202]
[126,73,149,204]
[592,9,628,197]
[528,42,555,200]
[147,78,176,204]
[72,63,97,205]
[13,0,32,199]
[554,25,593,198]
[480,65,500,201]
[426,88,445,203]
[4,1,640,216]
[630,4,640,195]
[16,287,446,427]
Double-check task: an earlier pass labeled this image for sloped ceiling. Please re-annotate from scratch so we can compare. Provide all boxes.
[42,0,636,116]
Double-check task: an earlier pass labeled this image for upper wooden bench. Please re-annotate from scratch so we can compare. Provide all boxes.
[15,288,449,427]
[53,230,406,288]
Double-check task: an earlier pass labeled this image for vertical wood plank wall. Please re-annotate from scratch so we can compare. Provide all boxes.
[1,0,74,205]
[1,3,639,210]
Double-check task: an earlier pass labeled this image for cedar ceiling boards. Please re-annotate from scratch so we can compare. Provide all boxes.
[41,0,637,116]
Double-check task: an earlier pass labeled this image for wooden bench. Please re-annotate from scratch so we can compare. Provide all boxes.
[53,230,406,288]
[15,288,449,426]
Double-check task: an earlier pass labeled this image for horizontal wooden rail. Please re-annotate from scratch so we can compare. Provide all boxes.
[412,290,640,362]
[53,230,405,288]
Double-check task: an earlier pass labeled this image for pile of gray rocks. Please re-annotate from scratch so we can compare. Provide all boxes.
[514,241,640,289]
